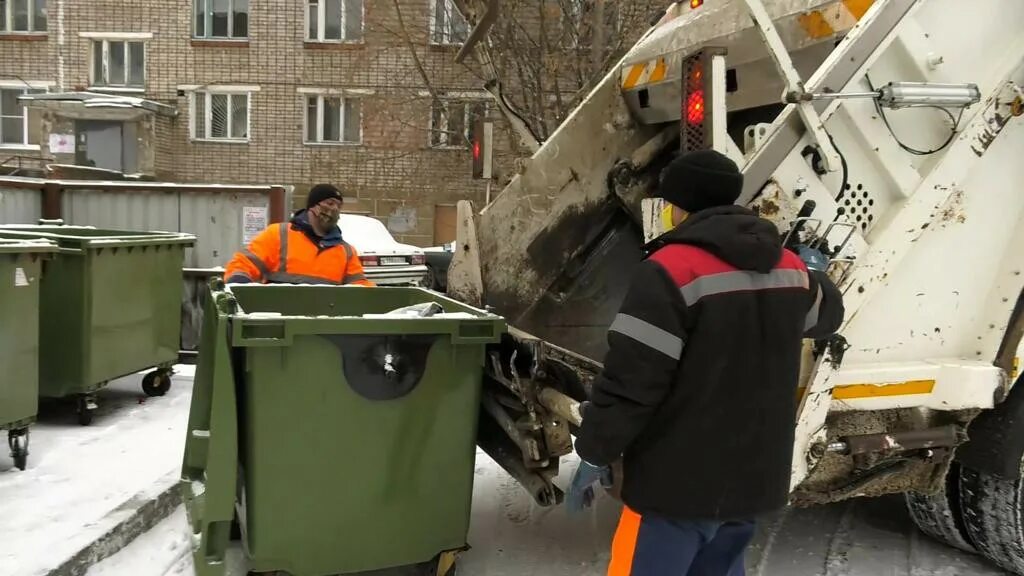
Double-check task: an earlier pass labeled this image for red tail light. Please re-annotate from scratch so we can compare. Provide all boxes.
[360,255,379,267]
[411,254,426,265]
[686,89,705,125]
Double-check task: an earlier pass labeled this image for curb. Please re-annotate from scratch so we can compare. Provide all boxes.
[47,472,183,576]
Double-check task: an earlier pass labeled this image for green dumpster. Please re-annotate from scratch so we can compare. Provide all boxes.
[0,238,57,470]
[0,226,196,425]
[182,281,505,576]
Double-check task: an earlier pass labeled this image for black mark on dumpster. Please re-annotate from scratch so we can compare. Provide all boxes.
[322,334,437,401]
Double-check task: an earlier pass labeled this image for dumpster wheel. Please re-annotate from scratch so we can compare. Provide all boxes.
[142,369,172,397]
[77,395,97,426]
[436,550,459,576]
[7,429,29,471]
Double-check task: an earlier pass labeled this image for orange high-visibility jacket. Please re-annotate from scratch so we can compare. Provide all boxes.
[224,217,373,286]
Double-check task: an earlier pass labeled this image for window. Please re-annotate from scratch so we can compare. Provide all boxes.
[91,40,145,88]
[0,87,43,146]
[305,95,361,144]
[191,91,250,141]
[193,0,248,39]
[431,0,468,45]
[0,0,46,33]
[429,100,485,148]
[306,0,363,43]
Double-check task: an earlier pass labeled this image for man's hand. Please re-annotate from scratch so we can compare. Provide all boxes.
[566,460,613,513]
[796,245,829,272]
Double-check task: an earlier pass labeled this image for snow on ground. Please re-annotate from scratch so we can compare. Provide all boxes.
[8,364,1010,576]
[90,449,1010,576]
[0,366,194,576]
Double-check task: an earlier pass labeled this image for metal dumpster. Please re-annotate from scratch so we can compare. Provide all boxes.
[0,226,196,425]
[181,281,505,576]
[0,238,57,470]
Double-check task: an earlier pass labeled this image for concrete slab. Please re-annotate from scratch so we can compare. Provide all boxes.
[0,366,194,576]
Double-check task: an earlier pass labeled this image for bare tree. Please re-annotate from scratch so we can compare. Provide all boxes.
[378,0,659,152]
[474,0,658,142]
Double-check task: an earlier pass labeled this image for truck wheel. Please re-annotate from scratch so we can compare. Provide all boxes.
[905,462,975,552]
[959,464,1024,573]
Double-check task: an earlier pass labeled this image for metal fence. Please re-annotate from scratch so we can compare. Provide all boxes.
[0,177,291,354]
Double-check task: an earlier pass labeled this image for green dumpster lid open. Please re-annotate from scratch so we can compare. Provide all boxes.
[0,225,195,248]
[0,237,60,254]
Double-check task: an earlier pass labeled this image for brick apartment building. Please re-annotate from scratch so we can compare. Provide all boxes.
[0,0,653,245]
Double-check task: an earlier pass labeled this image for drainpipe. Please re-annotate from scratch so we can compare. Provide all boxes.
[57,0,66,91]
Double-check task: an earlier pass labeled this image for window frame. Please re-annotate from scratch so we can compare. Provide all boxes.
[305,0,364,44]
[428,99,487,149]
[192,0,249,40]
[89,38,146,91]
[189,90,253,143]
[304,93,363,146]
[0,84,47,149]
[429,0,468,46]
[0,0,47,34]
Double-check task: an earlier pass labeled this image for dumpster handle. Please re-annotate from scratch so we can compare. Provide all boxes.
[233,319,293,346]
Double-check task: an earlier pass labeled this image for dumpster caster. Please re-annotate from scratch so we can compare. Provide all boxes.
[142,369,173,397]
[8,429,29,470]
[436,551,459,576]
[77,395,97,426]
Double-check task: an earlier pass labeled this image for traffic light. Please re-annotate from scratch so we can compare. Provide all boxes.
[471,119,493,179]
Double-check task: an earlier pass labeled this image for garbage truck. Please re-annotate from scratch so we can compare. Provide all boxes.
[445,0,1024,572]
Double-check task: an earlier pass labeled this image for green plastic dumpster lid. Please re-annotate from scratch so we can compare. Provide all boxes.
[0,237,60,254]
[0,225,196,248]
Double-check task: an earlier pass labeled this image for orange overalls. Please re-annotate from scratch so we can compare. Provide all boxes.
[224,219,373,286]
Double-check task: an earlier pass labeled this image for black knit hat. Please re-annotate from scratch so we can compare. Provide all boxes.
[658,150,743,213]
[306,183,343,208]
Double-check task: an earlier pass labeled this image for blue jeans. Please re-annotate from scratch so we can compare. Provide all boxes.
[609,506,755,576]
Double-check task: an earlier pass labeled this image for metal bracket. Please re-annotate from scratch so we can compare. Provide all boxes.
[741,0,842,172]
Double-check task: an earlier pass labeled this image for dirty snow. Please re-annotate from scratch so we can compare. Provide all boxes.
[0,366,194,576]
[6,364,1012,576]
[89,449,1010,576]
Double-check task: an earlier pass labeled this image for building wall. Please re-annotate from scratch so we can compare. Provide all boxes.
[0,0,647,245]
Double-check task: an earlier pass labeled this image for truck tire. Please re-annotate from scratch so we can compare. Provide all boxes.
[905,462,976,553]
[960,464,1024,574]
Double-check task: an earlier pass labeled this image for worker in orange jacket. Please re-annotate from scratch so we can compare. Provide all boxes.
[224,183,374,286]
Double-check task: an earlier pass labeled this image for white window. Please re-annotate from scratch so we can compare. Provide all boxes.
[306,0,363,43]
[0,87,44,146]
[191,91,251,142]
[91,40,145,88]
[429,100,486,148]
[305,95,361,145]
[193,0,248,39]
[430,0,468,45]
[0,0,47,33]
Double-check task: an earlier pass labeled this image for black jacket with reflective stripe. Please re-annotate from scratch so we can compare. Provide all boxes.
[574,206,844,521]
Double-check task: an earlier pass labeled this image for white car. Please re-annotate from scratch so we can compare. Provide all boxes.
[338,214,428,286]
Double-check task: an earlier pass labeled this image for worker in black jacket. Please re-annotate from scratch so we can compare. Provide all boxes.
[569,149,845,576]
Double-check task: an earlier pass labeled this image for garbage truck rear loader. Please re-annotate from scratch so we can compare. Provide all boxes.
[448,0,1024,571]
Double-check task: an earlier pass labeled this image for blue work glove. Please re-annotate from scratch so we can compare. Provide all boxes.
[225,274,253,284]
[566,459,613,514]
[796,245,829,272]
